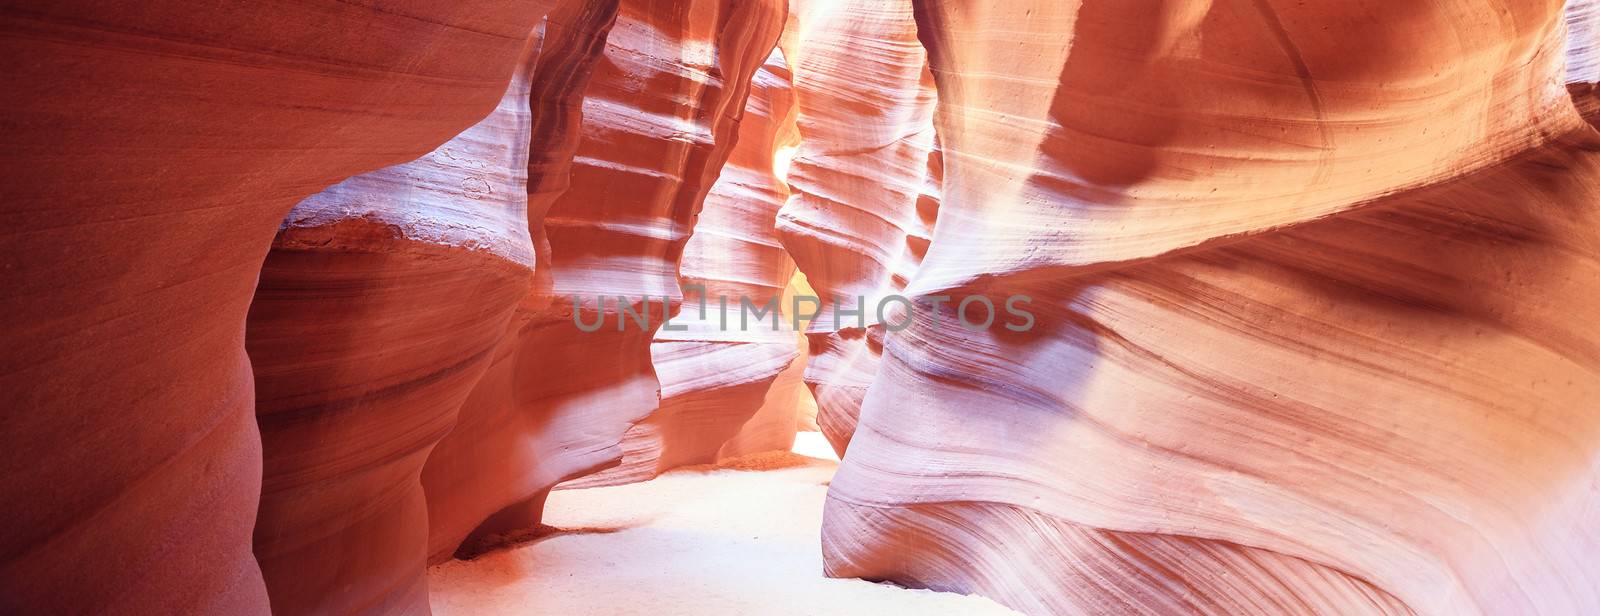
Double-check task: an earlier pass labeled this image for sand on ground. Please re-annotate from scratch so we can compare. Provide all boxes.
[427,433,1019,615]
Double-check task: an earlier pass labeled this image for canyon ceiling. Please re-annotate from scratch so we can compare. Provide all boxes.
[2,0,1599,615]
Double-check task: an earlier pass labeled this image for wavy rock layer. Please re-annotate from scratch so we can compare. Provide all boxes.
[244,32,548,615]
[904,0,1575,289]
[719,268,826,458]
[413,0,621,565]
[563,49,805,489]
[421,0,787,560]
[9,3,1600,615]
[775,0,940,456]
[1572,0,1600,122]
[824,2,1600,615]
[0,3,543,614]
[1571,0,1599,84]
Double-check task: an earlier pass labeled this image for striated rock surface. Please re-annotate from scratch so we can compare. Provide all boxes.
[0,3,544,614]
[717,269,826,460]
[903,0,1575,285]
[412,0,622,564]
[564,49,804,488]
[1571,0,1600,122]
[421,0,787,560]
[244,27,550,615]
[10,2,1600,614]
[717,343,815,459]
[1571,0,1599,84]
[775,0,940,456]
[824,2,1600,615]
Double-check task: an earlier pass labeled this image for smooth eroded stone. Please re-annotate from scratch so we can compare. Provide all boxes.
[246,25,547,614]
[563,49,808,487]
[823,1,1600,613]
[0,2,545,613]
[421,0,787,560]
[775,0,941,456]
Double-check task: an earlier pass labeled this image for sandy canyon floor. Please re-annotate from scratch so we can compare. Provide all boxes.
[428,434,1019,615]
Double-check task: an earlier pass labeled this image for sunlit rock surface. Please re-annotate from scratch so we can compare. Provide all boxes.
[562,49,806,488]
[5,2,1600,614]
[775,0,940,456]
[0,3,546,613]
[1571,0,1600,122]
[420,0,787,560]
[822,1,1600,614]
[1571,0,1599,84]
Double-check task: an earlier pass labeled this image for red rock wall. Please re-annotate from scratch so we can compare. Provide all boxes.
[0,3,547,613]
[775,0,940,456]
[420,0,787,559]
[822,1,1600,614]
[413,0,623,564]
[244,28,552,616]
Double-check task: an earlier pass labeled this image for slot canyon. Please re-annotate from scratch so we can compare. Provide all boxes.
[2,0,1598,614]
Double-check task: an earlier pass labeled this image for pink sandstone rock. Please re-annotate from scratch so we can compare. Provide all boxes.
[7,3,1600,614]
[420,0,788,560]
[412,0,622,564]
[0,3,547,613]
[563,49,807,488]
[244,22,557,614]
[822,1,1600,614]
[1571,0,1599,84]
[775,0,941,456]
[1570,0,1600,122]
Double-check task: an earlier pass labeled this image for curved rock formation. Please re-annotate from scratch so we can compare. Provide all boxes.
[244,29,551,615]
[718,341,816,459]
[717,269,825,459]
[823,2,1600,614]
[421,0,787,559]
[775,0,940,456]
[10,3,1600,614]
[0,3,544,613]
[564,49,805,488]
[413,0,622,564]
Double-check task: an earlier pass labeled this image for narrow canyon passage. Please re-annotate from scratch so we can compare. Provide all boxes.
[428,435,1018,615]
[6,1,1600,615]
